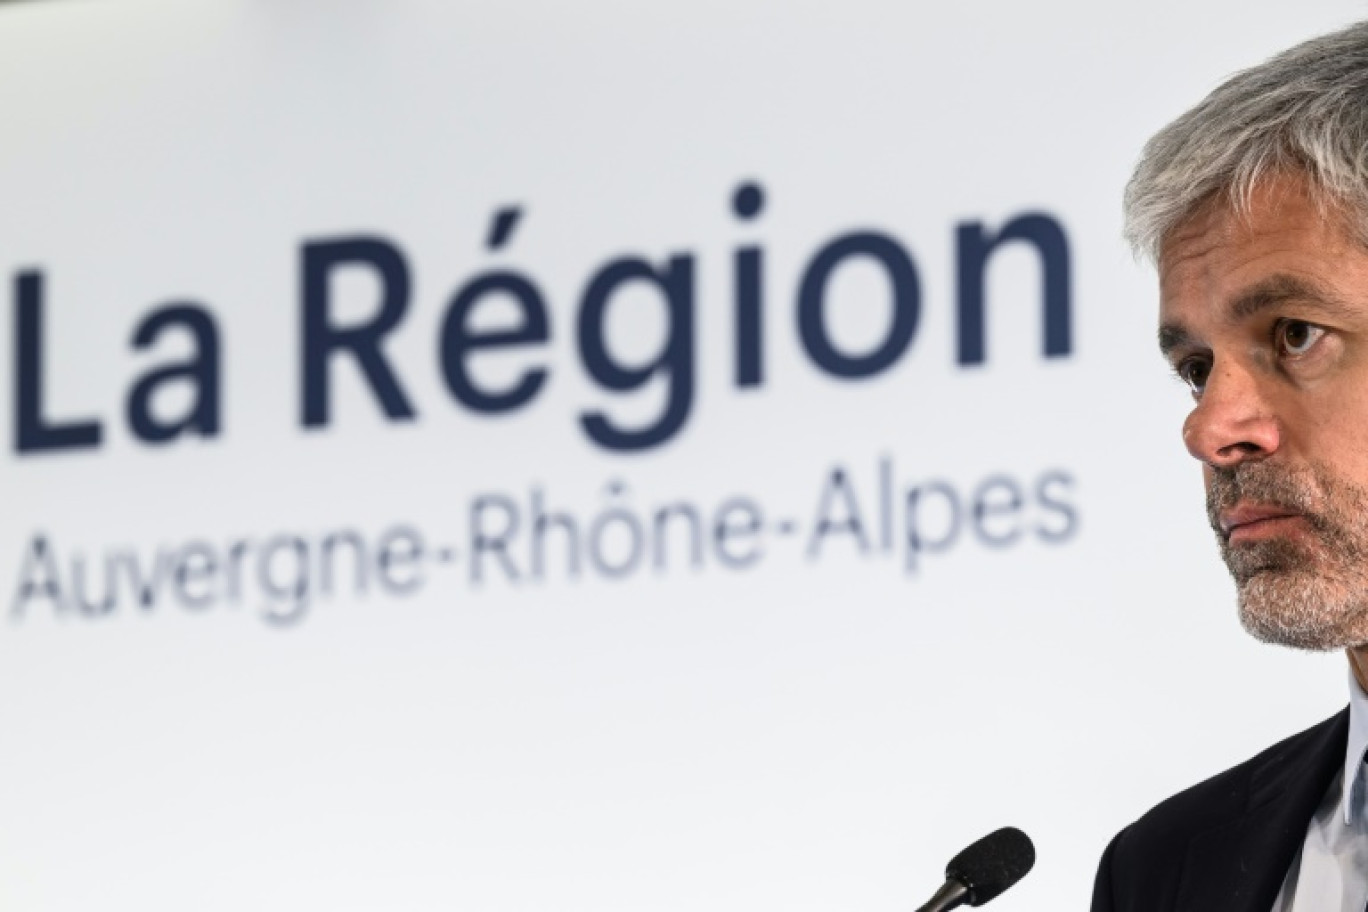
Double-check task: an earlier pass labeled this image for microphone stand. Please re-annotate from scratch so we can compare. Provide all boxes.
[915,878,970,912]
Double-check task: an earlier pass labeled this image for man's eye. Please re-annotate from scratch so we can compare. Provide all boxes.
[1175,357,1211,395]
[1276,319,1325,356]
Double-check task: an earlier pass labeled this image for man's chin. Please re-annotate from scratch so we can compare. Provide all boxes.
[1236,570,1368,652]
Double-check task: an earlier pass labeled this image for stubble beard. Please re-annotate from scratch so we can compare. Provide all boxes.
[1208,461,1368,651]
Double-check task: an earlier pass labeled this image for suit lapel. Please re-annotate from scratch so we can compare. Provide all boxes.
[1175,710,1349,912]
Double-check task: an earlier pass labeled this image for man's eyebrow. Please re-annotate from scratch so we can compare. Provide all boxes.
[1157,324,1193,359]
[1157,274,1355,359]
[1227,274,1350,321]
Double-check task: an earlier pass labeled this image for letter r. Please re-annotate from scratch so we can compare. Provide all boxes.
[300,236,417,427]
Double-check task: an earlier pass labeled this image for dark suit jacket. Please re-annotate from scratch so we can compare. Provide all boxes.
[1091,709,1349,912]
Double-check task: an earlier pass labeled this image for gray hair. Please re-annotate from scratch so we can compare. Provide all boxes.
[1125,19,1368,261]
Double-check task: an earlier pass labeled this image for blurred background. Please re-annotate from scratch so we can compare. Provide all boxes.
[1,1,1364,909]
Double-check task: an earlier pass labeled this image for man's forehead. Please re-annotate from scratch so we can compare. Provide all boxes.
[1159,178,1320,274]
[1157,175,1359,311]
[1161,193,1238,261]
[1150,175,1368,360]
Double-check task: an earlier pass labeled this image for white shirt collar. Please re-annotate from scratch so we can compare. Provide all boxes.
[1342,667,1368,825]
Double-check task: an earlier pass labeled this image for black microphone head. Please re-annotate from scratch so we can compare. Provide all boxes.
[944,826,1035,906]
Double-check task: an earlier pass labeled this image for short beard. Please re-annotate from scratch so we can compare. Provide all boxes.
[1207,461,1368,651]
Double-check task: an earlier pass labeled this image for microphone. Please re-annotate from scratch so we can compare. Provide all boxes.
[914,827,1035,911]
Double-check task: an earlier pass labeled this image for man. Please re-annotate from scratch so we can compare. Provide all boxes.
[1091,19,1368,912]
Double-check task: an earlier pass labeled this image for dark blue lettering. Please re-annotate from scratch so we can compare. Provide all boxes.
[733,181,766,388]
[578,255,695,451]
[798,232,920,378]
[127,304,221,444]
[439,272,550,413]
[956,213,1072,365]
[14,271,102,454]
[301,237,416,426]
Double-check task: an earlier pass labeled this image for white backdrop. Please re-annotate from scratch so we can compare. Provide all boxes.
[1,2,1365,910]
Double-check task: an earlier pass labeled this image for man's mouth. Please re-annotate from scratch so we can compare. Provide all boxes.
[1218,504,1307,544]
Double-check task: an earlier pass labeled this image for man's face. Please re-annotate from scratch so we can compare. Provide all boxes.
[1159,172,1368,650]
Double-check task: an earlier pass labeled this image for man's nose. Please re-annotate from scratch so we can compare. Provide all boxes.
[1181,362,1281,467]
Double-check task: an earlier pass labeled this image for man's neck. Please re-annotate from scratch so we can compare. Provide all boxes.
[1347,648,1368,695]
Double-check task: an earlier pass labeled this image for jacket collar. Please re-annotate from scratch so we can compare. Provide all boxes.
[1175,708,1349,912]
[1341,671,1368,824]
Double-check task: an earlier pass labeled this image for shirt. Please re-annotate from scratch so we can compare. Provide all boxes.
[1271,670,1368,912]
